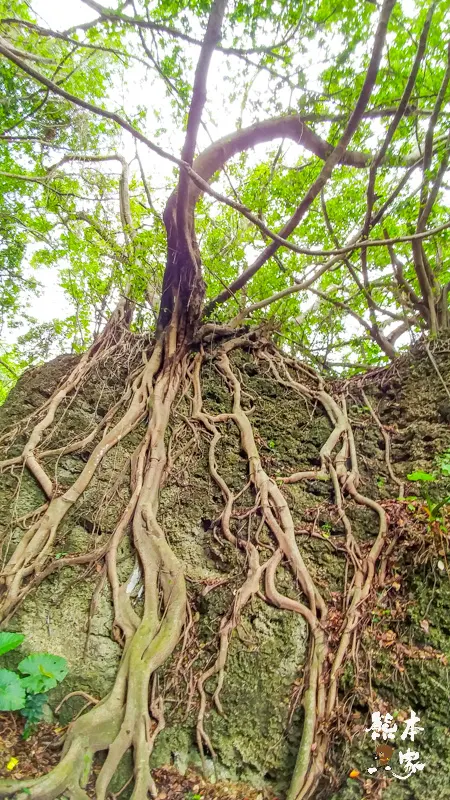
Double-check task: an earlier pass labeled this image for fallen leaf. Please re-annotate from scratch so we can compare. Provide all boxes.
[380,630,396,646]
[420,619,430,634]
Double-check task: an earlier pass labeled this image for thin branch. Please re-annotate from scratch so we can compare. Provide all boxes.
[0,43,380,212]
[298,105,436,123]
[363,1,436,233]
[135,145,162,223]
[0,17,154,68]
[185,166,450,257]
[68,212,129,263]
[206,0,397,311]
[78,0,305,59]
[0,40,181,167]
[0,34,55,64]
[412,41,450,332]
[0,359,18,379]
[229,219,450,321]
[418,130,450,231]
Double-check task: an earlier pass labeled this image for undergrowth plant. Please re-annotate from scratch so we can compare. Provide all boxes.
[407,447,450,524]
[0,631,68,738]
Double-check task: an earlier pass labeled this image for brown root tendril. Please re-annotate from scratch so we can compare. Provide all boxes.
[0,331,404,800]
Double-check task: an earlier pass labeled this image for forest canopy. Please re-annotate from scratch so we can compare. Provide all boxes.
[0,3,450,800]
[0,0,449,400]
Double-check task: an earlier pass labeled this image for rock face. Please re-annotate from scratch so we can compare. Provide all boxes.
[0,340,450,798]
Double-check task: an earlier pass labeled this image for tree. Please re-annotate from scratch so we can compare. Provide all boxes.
[0,1,448,798]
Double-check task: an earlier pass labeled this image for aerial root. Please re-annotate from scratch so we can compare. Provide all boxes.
[0,336,395,800]
[189,342,391,800]
[0,342,164,620]
[0,331,188,799]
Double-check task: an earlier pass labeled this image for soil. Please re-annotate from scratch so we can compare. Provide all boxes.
[0,711,276,799]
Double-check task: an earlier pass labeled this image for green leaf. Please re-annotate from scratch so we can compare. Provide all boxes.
[407,471,436,482]
[18,653,68,694]
[0,631,25,656]
[429,496,450,519]
[20,692,47,724]
[0,668,26,710]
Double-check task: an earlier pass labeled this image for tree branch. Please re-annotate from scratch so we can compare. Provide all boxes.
[0,17,153,68]
[228,219,450,323]
[0,43,379,219]
[412,41,450,332]
[0,40,181,167]
[185,163,450,257]
[206,0,397,311]
[78,0,305,59]
[177,0,227,219]
[0,34,55,64]
[363,0,436,233]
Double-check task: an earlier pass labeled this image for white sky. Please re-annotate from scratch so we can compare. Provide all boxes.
[31,0,96,32]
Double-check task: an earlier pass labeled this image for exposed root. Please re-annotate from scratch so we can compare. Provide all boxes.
[360,388,405,498]
[0,342,163,619]
[0,321,188,798]
[0,333,398,800]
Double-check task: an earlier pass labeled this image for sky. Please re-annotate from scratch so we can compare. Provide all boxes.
[32,0,96,32]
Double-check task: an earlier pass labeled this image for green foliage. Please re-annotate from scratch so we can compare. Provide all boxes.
[0,668,26,711]
[426,495,450,524]
[0,632,68,736]
[0,0,449,396]
[18,652,68,693]
[436,449,450,477]
[20,693,47,739]
[0,631,25,656]
[407,471,436,482]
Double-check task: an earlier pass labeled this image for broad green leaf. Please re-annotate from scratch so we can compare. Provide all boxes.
[0,668,26,711]
[18,653,68,694]
[0,631,25,656]
[407,471,436,482]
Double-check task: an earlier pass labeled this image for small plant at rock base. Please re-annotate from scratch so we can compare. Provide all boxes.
[0,631,68,738]
[436,448,450,477]
[407,470,436,483]
[407,470,450,526]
